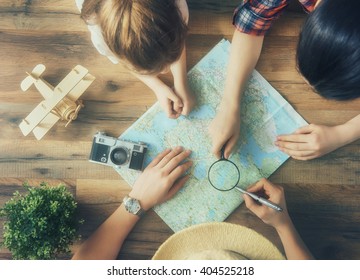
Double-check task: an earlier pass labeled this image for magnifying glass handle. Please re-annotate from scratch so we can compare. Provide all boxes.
[220,146,226,159]
[235,187,283,212]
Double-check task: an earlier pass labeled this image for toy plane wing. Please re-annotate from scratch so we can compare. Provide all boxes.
[66,71,95,101]
[32,112,60,140]
[19,99,62,136]
[19,66,91,137]
[54,65,90,99]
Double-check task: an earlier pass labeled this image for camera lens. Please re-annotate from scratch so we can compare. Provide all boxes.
[110,147,128,165]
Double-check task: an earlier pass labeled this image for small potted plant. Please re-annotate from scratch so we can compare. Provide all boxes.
[0,182,83,259]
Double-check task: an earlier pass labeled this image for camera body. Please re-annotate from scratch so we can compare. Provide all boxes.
[89,132,147,171]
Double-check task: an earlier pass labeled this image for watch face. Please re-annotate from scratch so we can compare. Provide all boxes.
[127,198,140,213]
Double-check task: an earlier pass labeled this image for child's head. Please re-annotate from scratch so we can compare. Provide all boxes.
[296,0,360,100]
[81,0,188,75]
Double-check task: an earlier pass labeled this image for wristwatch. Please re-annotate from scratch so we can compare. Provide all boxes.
[123,195,145,217]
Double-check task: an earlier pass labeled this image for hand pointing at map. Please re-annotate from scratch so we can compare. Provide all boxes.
[209,101,241,159]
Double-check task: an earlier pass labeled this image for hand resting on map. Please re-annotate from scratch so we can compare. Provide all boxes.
[129,146,193,210]
[275,123,354,160]
[72,147,192,260]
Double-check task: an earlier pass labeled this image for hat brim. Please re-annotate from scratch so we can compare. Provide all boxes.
[152,222,285,260]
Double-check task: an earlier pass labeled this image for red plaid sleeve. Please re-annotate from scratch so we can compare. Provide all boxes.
[233,0,290,36]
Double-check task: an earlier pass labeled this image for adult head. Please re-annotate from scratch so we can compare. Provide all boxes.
[297,0,360,100]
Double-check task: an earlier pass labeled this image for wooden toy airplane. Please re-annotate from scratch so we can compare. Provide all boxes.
[19,64,95,140]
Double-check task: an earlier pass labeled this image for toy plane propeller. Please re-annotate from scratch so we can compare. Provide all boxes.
[19,64,95,140]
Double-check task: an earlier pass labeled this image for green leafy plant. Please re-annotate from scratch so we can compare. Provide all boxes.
[0,182,83,260]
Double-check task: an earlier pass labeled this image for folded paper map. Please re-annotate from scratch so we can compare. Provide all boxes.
[116,39,307,232]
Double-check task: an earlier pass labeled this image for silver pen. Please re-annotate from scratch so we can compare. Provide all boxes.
[235,187,283,212]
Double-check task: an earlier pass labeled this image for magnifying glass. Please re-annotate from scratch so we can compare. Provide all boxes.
[207,147,283,212]
[207,147,240,191]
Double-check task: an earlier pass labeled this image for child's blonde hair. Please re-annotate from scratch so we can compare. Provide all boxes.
[81,0,188,74]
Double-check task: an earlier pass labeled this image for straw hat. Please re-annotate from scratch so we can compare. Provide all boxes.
[152,222,285,260]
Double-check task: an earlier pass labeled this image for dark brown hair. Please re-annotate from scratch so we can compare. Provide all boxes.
[81,0,188,74]
[297,0,360,100]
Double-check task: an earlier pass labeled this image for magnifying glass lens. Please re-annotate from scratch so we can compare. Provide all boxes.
[208,160,240,191]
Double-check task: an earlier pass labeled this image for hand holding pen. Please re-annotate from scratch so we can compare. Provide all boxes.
[236,187,283,212]
[242,178,291,229]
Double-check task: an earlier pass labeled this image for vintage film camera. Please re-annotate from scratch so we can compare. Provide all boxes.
[89,132,147,171]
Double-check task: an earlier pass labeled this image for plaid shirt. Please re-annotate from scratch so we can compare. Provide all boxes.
[233,0,317,35]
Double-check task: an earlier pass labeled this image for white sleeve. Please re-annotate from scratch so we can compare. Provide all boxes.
[75,0,84,12]
[87,25,120,64]
[176,0,189,24]
[75,0,119,64]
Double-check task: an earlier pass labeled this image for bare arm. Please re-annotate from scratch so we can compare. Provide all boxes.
[275,218,314,260]
[223,30,264,105]
[243,179,313,260]
[209,30,264,158]
[276,114,360,160]
[343,114,360,142]
[72,204,139,260]
[72,147,192,260]
[133,73,183,119]
[170,45,196,115]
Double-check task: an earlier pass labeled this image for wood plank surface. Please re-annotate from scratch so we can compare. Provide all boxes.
[0,0,359,260]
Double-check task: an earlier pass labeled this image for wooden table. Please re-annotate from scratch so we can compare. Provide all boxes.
[0,0,359,260]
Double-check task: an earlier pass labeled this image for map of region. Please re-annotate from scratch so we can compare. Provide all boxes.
[116,39,307,232]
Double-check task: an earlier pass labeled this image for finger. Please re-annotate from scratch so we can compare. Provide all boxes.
[211,139,227,159]
[168,91,183,113]
[168,160,193,182]
[167,110,181,119]
[294,124,314,134]
[165,101,177,119]
[247,178,267,193]
[291,155,317,161]
[176,102,183,114]
[247,179,281,204]
[278,147,315,157]
[261,180,283,200]
[157,146,184,168]
[168,109,180,119]
[181,104,190,116]
[164,175,189,201]
[224,133,239,159]
[147,148,172,168]
[164,149,192,173]
[165,98,182,119]
[168,112,181,119]
[275,140,312,151]
[243,193,262,215]
[212,147,222,159]
[276,133,310,143]
[171,100,183,115]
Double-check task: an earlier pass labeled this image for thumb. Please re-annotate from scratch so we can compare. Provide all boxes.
[164,175,189,201]
[167,90,183,113]
[212,140,225,159]
[224,133,239,159]
[181,103,190,116]
[243,193,260,214]
[164,102,177,119]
